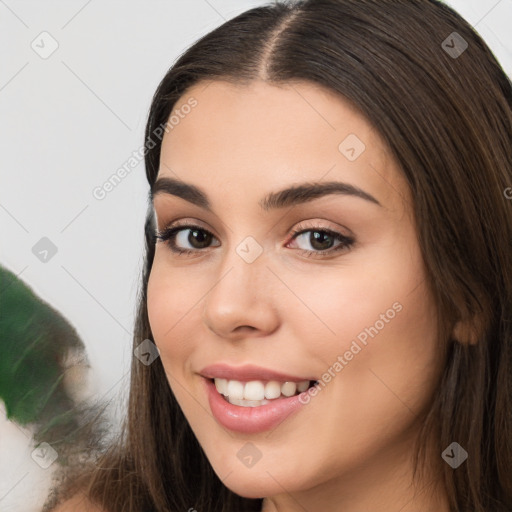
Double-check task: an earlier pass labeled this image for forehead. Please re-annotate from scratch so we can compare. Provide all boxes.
[157,80,410,215]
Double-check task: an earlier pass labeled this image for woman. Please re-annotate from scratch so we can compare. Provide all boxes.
[49,0,512,510]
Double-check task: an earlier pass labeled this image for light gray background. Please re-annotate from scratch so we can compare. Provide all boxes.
[0,1,511,511]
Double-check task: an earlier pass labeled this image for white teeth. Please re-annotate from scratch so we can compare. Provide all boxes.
[228,397,270,407]
[281,381,297,397]
[214,378,228,396]
[226,380,244,400]
[213,378,311,404]
[264,381,282,399]
[297,380,309,392]
[244,381,265,401]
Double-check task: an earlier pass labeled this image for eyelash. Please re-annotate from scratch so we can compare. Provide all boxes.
[155,220,355,259]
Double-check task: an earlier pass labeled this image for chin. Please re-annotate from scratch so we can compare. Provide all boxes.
[221,473,288,500]
[205,448,312,500]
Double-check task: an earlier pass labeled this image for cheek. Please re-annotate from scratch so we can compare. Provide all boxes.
[321,284,440,464]
[146,262,205,423]
[291,237,430,358]
[293,235,441,419]
[146,260,197,366]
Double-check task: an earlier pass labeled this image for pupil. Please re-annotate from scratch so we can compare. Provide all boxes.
[190,229,211,248]
[311,231,333,250]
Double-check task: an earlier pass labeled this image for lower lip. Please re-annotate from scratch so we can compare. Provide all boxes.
[204,378,309,434]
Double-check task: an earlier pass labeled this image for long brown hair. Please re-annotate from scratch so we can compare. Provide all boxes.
[48,1,512,511]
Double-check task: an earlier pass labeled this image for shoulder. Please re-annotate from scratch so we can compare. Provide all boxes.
[50,493,107,512]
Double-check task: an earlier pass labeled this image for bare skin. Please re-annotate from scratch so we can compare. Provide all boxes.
[147,79,452,512]
[51,493,105,512]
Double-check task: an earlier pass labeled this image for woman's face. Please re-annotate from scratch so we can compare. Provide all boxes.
[147,80,444,506]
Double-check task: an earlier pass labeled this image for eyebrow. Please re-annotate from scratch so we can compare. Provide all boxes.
[151,176,382,211]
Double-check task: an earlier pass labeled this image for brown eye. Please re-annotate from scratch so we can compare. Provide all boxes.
[178,227,214,249]
[288,227,355,258]
[155,224,219,255]
[156,223,355,258]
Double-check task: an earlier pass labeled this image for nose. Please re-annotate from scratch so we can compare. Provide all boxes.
[202,245,280,340]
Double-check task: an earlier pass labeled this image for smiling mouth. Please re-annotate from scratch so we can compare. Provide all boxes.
[211,378,319,407]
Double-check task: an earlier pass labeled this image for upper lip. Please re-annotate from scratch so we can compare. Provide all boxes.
[199,363,316,383]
